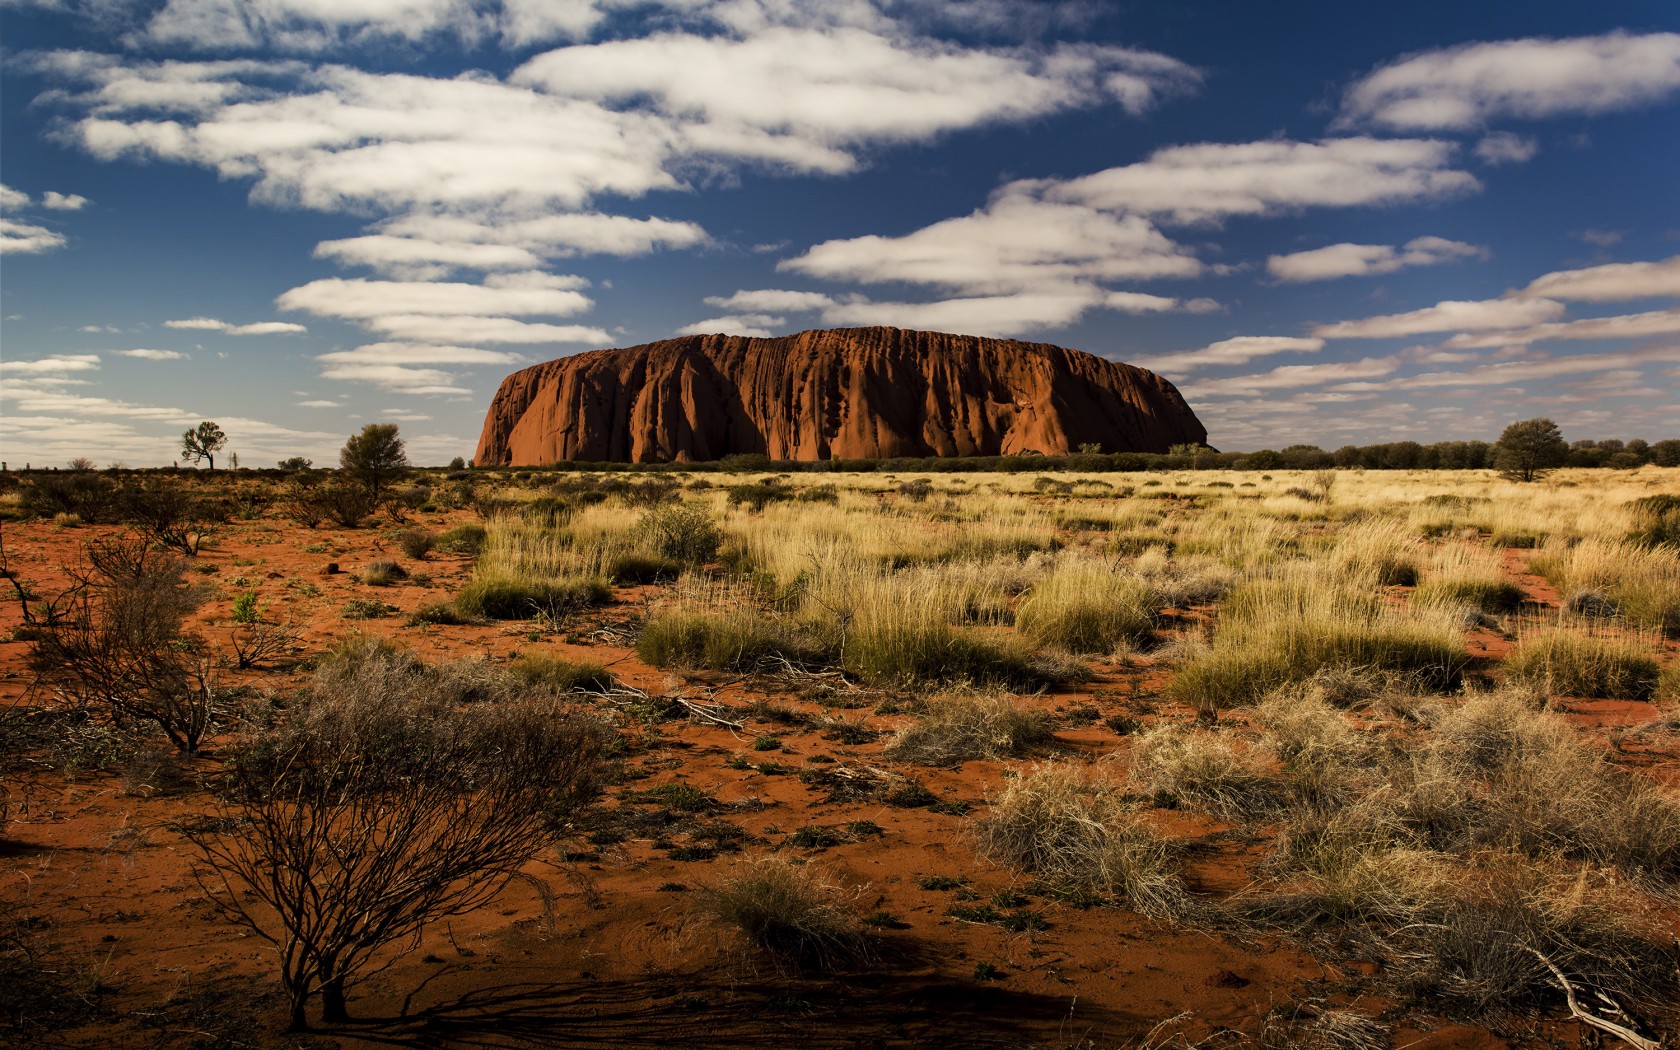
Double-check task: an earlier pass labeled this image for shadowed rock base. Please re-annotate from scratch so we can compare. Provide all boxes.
[475,326,1207,465]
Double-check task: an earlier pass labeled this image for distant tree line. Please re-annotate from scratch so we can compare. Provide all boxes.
[473,431,1678,476]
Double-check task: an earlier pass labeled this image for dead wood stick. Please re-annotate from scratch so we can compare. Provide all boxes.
[1527,948,1659,1050]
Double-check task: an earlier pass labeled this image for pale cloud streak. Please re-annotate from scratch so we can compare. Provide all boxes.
[1267,236,1484,283]
[1041,137,1478,224]
[165,316,308,334]
[1514,254,1680,302]
[1314,297,1566,339]
[117,348,189,360]
[1440,308,1680,349]
[1132,336,1325,375]
[1340,31,1680,131]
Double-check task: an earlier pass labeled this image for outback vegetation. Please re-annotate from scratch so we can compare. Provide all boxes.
[2,444,1678,1048]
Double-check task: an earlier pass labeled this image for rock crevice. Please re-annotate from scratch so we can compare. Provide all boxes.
[474,326,1206,465]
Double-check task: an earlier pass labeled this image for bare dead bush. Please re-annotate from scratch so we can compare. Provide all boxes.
[186,644,606,1028]
[27,534,215,754]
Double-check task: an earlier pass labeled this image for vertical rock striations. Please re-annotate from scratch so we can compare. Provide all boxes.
[474,327,1206,465]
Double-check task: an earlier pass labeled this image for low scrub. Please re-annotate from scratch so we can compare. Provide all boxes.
[1014,557,1157,653]
[972,762,1185,916]
[1169,573,1465,714]
[509,653,615,692]
[1130,726,1286,820]
[1504,629,1660,700]
[883,689,1054,765]
[1627,493,1680,548]
[1531,537,1680,637]
[636,605,819,672]
[695,856,875,973]
[455,576,610,621]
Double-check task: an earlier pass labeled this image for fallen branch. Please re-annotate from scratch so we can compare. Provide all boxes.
[1527,948,1659,1050]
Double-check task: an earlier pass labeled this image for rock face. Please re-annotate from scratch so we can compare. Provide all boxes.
[474,326,1206,465]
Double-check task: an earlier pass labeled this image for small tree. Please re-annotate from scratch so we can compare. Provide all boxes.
[277,457,313,471]
[339,423,408,506]
[181,421,228,470]
[1493,418,1568,483]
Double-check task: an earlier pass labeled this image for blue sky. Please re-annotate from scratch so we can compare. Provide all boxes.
[2,0,1678,467]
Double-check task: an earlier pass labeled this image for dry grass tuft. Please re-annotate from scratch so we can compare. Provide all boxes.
[694,855,876,973]
[883,689,1055,765]
[973,762,1186,917]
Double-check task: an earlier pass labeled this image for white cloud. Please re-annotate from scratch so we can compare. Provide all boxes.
[1181,356,1401,398]
[1132,336,1325,375]
[316,342,527,365]
[784,193,1202,294]
[1515,254,1680,302]
[515,31,1198,165]
[141,0,489,52]
[296,399,343,407]
[117,348,189,360]
[316,361,472,394]
[1040,137,1478,224]
[1440,307,1680,349]
[381,409,433,421]
[0,353,102,374]
[165,316,308,334]
[34,26,1194,223]
[0,217,68,254]
[675,314,784,338]
[0,184,29,211]
[1314,297,1566,339]
[1335,345,1680,391]
[361,314,610,344]
[1267,236,1484,282]
[41,191,89,210]
[819,289,1115,337]
[314,212,708,277]
[1340,31,1680,131]
[704,288,838,312]
[1473,131,1537,165]
[276,273,592,320]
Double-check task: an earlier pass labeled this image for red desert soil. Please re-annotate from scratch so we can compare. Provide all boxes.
[2,511,1674,1049]
[474,327,1207,465]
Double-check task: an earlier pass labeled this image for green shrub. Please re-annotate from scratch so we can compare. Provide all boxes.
[508,653,615,692]
[394,529,436,559]
[1504,631,1660,700]
[454,576,610,620]
[406,600,486,626]
[636,607,818,671]
[1628,494,1680,549]
[361,559,407,586]
[1412,578,1526,613]
[608,551,682,583]
[435,524,488,555]
[726,481,793,511]
[636,505,722,565]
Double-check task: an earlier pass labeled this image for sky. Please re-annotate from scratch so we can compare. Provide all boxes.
[2,0,1678,467]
